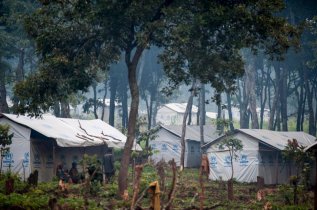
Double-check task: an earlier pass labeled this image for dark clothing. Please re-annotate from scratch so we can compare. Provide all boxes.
[69,167,79,184]
[56,166,66,181]
[88,165,103,183]
[103,154,115,181]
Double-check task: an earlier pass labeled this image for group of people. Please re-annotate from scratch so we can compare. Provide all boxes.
[56,162,80,184]
[55,151,115,184]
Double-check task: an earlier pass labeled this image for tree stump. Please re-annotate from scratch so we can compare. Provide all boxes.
[227,179,233,200]
[5,178,14,195]
[257,176,264,190]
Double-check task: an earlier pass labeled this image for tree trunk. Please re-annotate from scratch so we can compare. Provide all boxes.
[305,76,316,136]
[226,91,234,131]
[101,80,108,121]
[118,47,144,197]
[217,103,222,131]
[187,97,193,125]
[199,83,206,147]
[296,83,304,131]
[152,95,159,127]
[200,83,206,125]
[0,68,9,113]
[109,77,118,126]
[53,102,60,117]
[148,89,156,130]
[228,179,234,200]
[275,103,281,131]
[143,92,151,129]
[121,86,129,129]
[60,100,71,118]
[280,66,288,131]
[245,56,259,129]
[301,92,307,131]
[180,79,197,170]
[260,65,270,129]
[92,81,98,119]
[238,77,250,129]
[268,65,280,130]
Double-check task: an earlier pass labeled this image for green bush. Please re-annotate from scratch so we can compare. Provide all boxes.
[0,193,49,209]
[0,172,28,194]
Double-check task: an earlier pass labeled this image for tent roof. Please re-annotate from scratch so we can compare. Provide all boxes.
[202,129,316,150]
[160,124,219,143]
[163,103,198,114]
[304,141,317,152]
[206,112,217,119]
[0,113,141,150]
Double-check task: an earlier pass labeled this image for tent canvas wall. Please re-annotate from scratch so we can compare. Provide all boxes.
[0,113,141,182]
[150,125,219,168]
[202,129,316,184]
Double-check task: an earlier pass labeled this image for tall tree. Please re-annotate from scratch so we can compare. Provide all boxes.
[180,79,197,170]
[139,48,165,130]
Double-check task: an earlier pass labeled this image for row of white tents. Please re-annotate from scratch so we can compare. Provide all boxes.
[0,113,141,182]
[1,112,316,185]
[150,126,316,185]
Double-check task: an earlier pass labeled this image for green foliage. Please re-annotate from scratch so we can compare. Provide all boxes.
[14,0,301,117]
[79,154,102,183]
[218,138,243,164]
[14,0,119,116]
[0,193,49,209]
[0,124,13,148]
[0,166,313,209]
[0,171,27,194]
[59,197,85,209]
[139,164,158,190]
[282,139,314,187]
[0,124,13,172]
[159,0,301,97]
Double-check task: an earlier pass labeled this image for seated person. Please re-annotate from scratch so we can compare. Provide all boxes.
[56,164,66,181]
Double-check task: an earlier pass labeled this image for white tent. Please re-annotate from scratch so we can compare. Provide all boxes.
[0,113,141,182]
[150,125,219,168]
[156,103,199,125]
[202,129,316,184]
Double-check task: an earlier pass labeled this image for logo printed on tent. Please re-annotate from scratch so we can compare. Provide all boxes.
[210,156,217,168]
[224,155,232,167]
[161,144,168,151]
[3,152,14,167]
[240,154,249,166]
[172,145,178,152]
[22,152,29,167]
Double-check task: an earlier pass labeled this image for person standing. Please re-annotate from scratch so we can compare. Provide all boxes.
[69,162,79,184]
[103,149,115,182]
